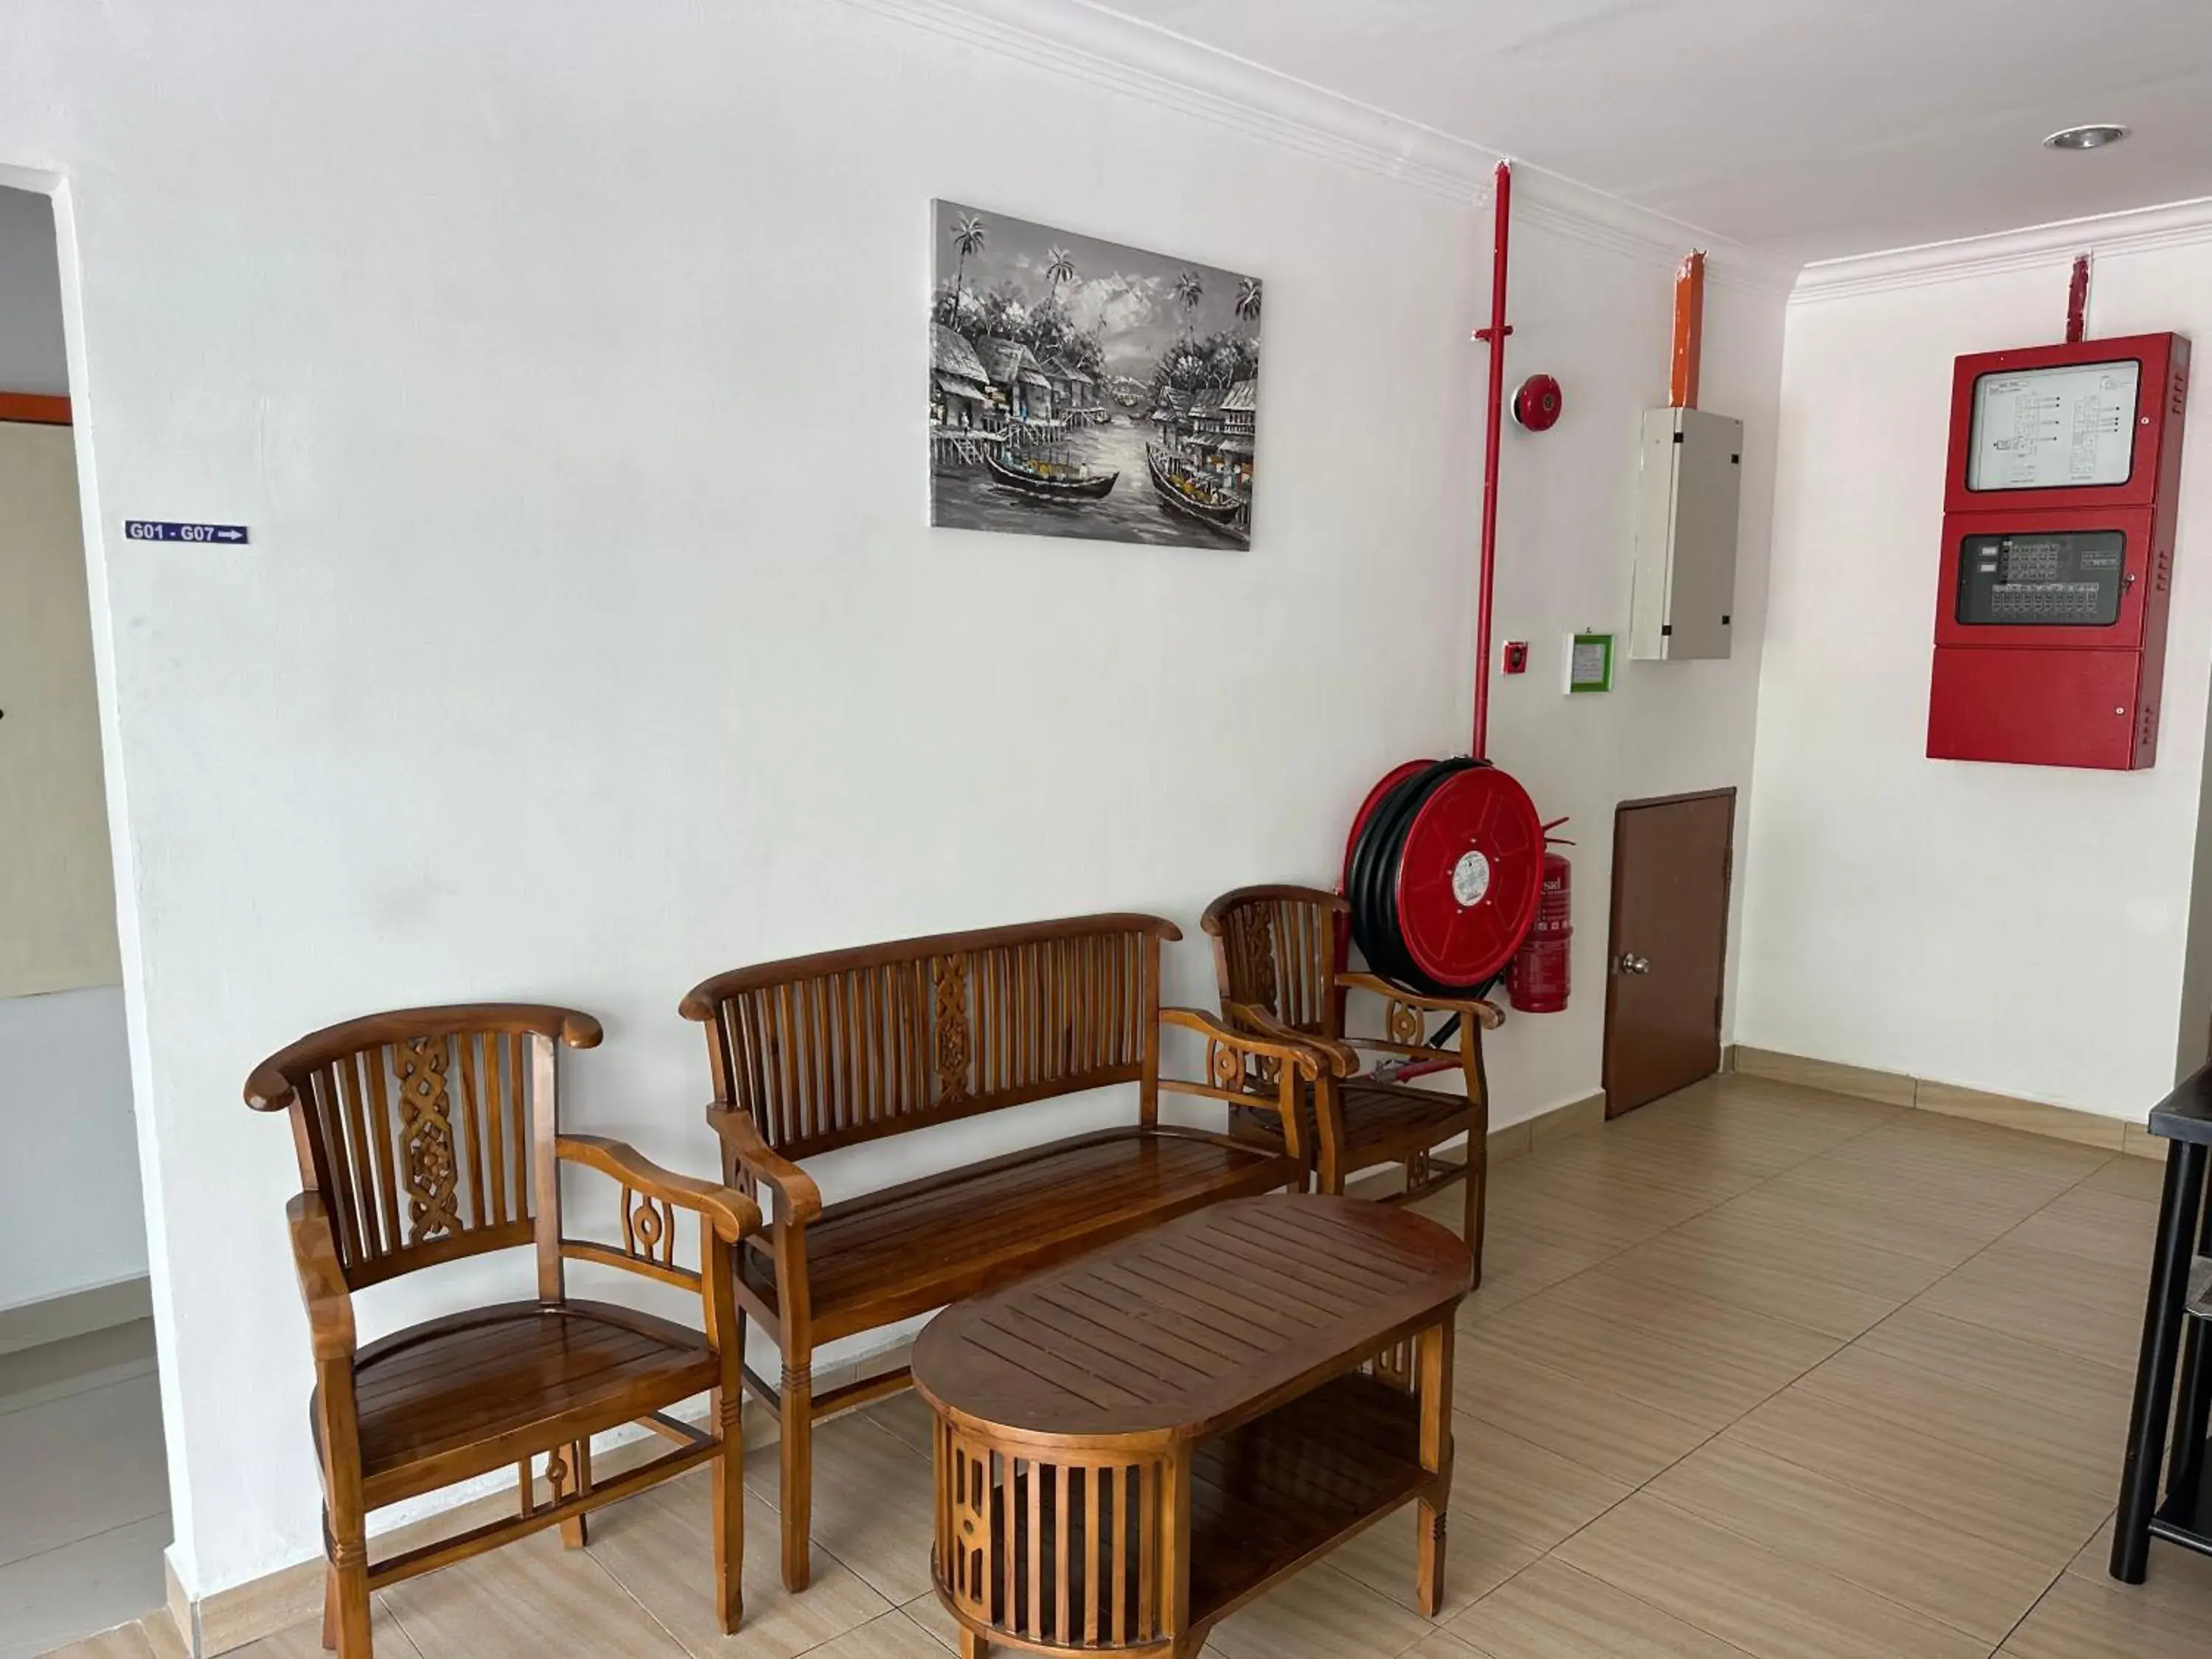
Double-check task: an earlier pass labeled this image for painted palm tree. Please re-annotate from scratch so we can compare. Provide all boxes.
[950,214,988,322]
[1044,246,1077,290]
[1235,276,1262,330]
[1173,268,1205,336]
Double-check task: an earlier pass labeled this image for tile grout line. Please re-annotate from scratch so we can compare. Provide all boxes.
[1439,1092,1922,1650]
[579,1530,703,1659]
[0,1361,161,1422]
[1443,1093,2094,1658]
[1571,1131,2139,1648]
[0,1508,172,1579]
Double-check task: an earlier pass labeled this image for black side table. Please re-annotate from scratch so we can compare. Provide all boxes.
[2113,1063,2212,1581]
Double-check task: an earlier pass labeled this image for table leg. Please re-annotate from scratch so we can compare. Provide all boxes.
[1416,1317,1454,1617]
[1159,1444,1193,1653]
[2164,1183,2212,1528]
[2113,1141,2208,1582]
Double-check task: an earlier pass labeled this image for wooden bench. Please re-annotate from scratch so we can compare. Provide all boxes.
[680,913,1340,1593]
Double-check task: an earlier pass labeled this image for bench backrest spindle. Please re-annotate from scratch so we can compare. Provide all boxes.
[681,914,1180,1161]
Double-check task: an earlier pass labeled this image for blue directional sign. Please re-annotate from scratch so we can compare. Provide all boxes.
[123,520,250,545]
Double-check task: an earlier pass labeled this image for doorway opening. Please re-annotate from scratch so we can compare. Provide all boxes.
[0,179,169,1655]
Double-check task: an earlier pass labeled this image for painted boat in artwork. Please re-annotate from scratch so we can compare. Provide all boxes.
[982,447,1119,500]
[1146,444,1251,544]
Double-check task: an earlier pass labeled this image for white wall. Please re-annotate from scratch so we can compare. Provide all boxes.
[0,0,1785,1598]
[1740,209,2212,1118]
[0,988,144,1311]
[0,186,69,394]
[1482,226,1783,1115]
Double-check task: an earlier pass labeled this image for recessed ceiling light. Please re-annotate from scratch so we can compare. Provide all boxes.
[2044,124,2130,151]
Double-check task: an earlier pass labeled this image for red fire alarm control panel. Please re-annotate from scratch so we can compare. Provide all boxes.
[1927,331,2190,770]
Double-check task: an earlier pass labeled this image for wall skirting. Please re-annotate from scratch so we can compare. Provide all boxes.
[1731,1046,2164,1159]
[0,1273,150,1357]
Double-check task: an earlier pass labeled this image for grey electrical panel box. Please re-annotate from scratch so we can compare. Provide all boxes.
[1628,406,1744,661]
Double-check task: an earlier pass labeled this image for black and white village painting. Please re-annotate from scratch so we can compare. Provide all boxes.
[929,201,1259,548]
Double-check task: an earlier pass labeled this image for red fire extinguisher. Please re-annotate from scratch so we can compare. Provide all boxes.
[1508,820,1573,1013]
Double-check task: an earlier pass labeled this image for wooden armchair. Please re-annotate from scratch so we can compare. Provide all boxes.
[1201,885,1498,1282]
[246,1004,760,1657]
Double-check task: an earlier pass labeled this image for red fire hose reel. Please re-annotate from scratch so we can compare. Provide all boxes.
[1342,759,1545,994]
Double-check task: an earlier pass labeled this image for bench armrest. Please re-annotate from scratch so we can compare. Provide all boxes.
[705,1106,824,1225]
[1222,1000,1360,1077]
[285,1192,356,1363]
[1338,972,1504,1030]
[557,1134,761,1243]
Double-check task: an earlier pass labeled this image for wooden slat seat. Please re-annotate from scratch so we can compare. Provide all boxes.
[1234,1077,1472,1169]
[737,1127,1290,1341]
[683,913,1343,1594]
[333,1302,720,1508]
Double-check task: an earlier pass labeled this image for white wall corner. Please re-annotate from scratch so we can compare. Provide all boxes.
[1792,194,2212,306]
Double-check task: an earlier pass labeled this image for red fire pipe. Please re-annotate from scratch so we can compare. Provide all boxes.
[1471,161,1514,761]
[2066,252,2090,344]
[1377,161,1516,1085]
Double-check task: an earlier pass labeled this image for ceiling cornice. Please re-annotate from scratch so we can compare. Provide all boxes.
[844,0,1801,296]
[1792,195,2212,305]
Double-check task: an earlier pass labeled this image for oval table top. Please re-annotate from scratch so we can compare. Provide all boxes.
[911,1193,1472,1446]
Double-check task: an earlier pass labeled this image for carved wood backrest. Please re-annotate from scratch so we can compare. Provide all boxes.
[246,1004,602,1290]
[681,914,1178,1160]
[1200,885,1346,1041]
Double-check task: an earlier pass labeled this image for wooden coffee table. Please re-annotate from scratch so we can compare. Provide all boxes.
[912,1194,1472,1658]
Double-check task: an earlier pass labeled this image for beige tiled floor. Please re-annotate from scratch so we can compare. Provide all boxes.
[47,1071,2212,1659]
[0,1321,170,1659]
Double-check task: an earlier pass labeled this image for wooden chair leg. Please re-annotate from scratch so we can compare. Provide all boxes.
[559,1441,591,1548]
[712,1388,745,1632]
[321,1564,338,1652]
[1462,1128,1486,1290]
[780,1358,814,1593]
[328,1521,373,1659]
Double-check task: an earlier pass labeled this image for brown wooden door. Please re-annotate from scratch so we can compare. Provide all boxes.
[1602,789,1734,1117]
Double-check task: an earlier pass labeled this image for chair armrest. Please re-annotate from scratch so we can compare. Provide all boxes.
[1222,1000,1360,1077]
[1337,972,1506,1029]
[1161,1006,1346,1077]
[285,1192,356,1363]
[704,1107,824,1225]
[557,1135,761,1243]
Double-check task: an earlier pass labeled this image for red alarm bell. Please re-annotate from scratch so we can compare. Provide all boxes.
[1512,373,1563,433]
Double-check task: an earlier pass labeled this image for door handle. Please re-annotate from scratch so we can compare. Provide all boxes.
[1616,952,1650,975]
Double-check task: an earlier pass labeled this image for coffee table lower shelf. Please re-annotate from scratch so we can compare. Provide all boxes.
[933,1370,1443,1658]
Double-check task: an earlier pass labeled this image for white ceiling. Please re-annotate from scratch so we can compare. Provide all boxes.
[1079,0,2212,262]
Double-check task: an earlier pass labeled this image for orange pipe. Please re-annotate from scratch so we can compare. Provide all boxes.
[1670,251,1705,409]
